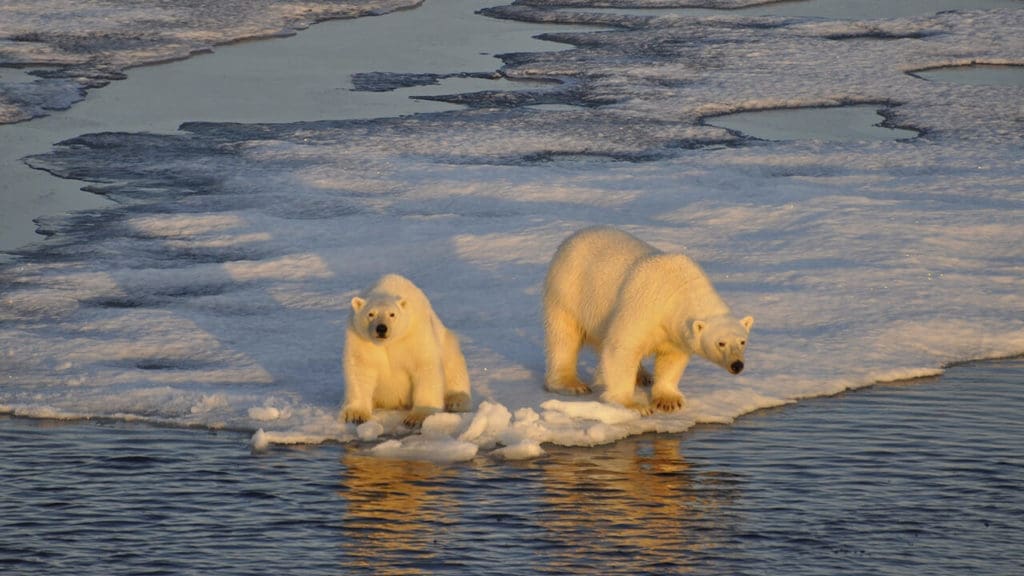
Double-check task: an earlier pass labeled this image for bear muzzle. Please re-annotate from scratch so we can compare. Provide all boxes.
[729,360,744,375]
[374,323,389,339]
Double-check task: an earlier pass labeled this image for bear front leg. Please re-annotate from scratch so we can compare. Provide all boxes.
[406,359,446,428]
[544,305,591,395]
[340,348,378,424]
[340,403,373,424]
[340,375,376,424]
[404,406,440,428]
[651,350,689,413]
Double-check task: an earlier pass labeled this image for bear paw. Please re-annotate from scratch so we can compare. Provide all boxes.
[628,402,654,417]
[445,392,471,413]
[602,391,653,416]
[651,391,685,413]
[341,405,371,424]
[403,407,439,428]
[624,401,653,416]
[546,376,592,395]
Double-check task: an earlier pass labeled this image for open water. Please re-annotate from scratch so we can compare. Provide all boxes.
[2,358,1020,575]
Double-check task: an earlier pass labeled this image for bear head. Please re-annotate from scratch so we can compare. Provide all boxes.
[350,294,410,343]
[690,315,754,375]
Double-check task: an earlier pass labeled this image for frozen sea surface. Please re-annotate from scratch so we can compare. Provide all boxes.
[2,358,1020,575]
[1,1,1023,461]
[0,0,592,255]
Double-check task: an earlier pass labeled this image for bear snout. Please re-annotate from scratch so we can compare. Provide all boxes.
[730,360,744,374]
[375,323,388,339]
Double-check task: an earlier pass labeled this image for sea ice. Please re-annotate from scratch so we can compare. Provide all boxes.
[1,1,1022,461]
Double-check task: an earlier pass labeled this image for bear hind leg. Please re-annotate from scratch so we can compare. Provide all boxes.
[442,331,472,412]
[445,391,471,413]
[543,306,591,395]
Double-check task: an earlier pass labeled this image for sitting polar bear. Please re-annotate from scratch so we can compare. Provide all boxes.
[543,226,754,414]
[340,274,471,427]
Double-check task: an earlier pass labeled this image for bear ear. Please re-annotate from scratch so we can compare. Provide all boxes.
[397,297,408,310]
[741,315,754,332]
[692,320,707,336]
[351,297,366,312]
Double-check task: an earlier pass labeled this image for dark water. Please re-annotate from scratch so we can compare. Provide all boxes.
[2,359,1021,575]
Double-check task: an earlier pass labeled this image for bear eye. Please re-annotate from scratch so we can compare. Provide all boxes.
[717,341,726,349]
[740,340,746,347]
[388,312,396,318]
[367,311,376,319]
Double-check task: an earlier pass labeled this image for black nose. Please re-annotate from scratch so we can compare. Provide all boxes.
[375,324,388,337]
[730,360,744,374]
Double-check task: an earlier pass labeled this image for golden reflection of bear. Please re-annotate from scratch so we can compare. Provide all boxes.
[336,438,738,572]
[537,436,737,571]
[338,453,459,572]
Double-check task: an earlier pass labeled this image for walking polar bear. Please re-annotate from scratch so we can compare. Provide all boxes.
[543,226,754,413]
[340,274,471,427]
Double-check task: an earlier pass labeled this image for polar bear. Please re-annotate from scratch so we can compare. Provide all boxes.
[543,226,753,413]
[340,274,471,427]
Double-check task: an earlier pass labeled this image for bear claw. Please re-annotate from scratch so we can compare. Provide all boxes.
[652,394,685,413]
[546,378,592,395]
[403,407,439,428]
[633,404,654,417]
[341,406,371,424]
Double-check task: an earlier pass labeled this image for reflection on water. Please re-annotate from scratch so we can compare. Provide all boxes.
[536,438,732,574]
[339,455,460,574]
[1,358,1021,575]
[336,436,738,574]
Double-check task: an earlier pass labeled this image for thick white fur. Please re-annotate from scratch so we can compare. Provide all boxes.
[543,226,753,413]
[340,274,471,427]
